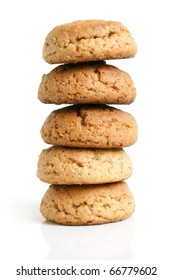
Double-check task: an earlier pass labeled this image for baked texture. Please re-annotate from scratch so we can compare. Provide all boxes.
[43,20,137,63]
[37,146,132,185]
[41,104,138,148]
[40,182,135,225]
[38,61,136,105]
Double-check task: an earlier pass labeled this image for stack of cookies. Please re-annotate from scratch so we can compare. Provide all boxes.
[37,20,138,226]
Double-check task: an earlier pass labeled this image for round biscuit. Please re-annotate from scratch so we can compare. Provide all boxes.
[37,146,133,185]
[43,20,137,63]
[38,61,136,105]
[40,181,135,225]
[41,104,138,148]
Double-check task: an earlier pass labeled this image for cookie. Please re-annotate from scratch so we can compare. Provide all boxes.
[40,181,135,225]
[43,20,137,64]
[41,104,138,148]
[38,61,136,105]
[37,146,132,185]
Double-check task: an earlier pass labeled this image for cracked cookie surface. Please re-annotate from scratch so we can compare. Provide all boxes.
[41,104,138,148]
[43,20,137,63]
[38,61,136,105]
[40,181,135,225]
[37,146,132,185]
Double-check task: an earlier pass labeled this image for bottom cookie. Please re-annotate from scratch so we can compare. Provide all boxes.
[40,181,135,225]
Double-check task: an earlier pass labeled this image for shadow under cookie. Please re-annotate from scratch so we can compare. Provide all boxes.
[41,216,136,259]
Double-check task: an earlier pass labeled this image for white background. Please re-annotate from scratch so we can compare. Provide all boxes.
[1,0,173,278]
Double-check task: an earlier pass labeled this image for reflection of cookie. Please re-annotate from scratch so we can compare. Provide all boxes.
[41,104,138,148]
[37,146,132,185]
[38,61,136,105]
[41,217,135,259]
[43,20,137,64]
[40,182,135,225]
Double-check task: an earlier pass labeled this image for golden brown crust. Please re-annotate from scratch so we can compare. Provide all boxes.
[43,20,137,63]
[40,181,135,225]
[37,146,133,185]
[41,104,138,148]
[38,61,136,105]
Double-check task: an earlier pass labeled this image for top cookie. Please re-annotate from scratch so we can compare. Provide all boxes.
[43,20,137,64]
